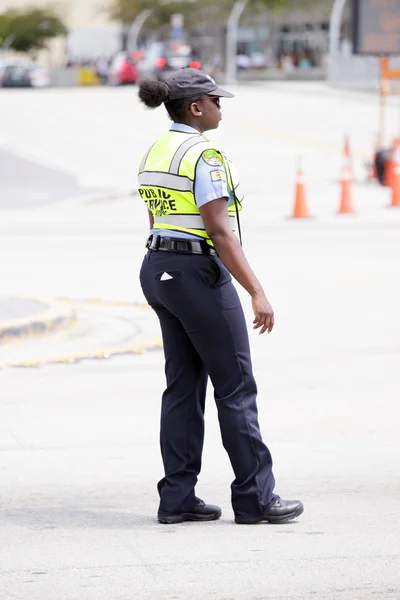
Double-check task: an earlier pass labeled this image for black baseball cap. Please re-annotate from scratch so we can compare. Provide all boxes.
[166,68,234,101]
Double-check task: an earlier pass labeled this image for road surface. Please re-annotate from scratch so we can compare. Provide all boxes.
[0,83,399,600]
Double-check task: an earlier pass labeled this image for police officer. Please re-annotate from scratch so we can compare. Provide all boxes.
[138,68,304,525]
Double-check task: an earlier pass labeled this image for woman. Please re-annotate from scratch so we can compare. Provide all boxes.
[138,68,303,525]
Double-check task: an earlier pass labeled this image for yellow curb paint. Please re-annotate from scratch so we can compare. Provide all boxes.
[0,338,163,369]
[0,298,162,368]
[0,314,78,346]
[0,300,77,344]
[57,297,151,311]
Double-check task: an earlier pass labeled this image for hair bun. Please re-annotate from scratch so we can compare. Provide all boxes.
[138,80,169,108]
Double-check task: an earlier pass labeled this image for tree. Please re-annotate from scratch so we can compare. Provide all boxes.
[107,0,146,25]
[0,7,67,54]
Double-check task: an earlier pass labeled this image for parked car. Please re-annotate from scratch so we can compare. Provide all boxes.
[107,52,139,86]
[27,65,50,88]
[0,63,31,87]
[0,62,50,88]
[137,42,201,82]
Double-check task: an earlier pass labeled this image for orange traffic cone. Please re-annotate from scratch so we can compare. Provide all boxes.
[337,162,356,214]
[291,163,310,219]
[341,135,353,182]
[389,146,400,208]
[343,135,353,178]
[384,138,400,187]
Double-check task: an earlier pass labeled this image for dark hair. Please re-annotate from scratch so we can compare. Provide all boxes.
[138,79,169,108]
[138,79,202,123]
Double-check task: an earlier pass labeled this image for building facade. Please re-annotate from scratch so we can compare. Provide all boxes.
[0,0,119,65]
[0,0,347,70]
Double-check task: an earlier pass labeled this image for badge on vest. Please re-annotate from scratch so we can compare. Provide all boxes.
[202,149,223,166]
[210,169,226,182]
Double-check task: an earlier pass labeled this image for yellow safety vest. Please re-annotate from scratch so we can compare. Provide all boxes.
[138,130,243,246]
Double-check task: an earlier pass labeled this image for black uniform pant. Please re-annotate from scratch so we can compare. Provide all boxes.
[140,249,277,517]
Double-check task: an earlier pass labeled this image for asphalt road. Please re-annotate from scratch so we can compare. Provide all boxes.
[0,83,399,600]
[0,297,48,321]
[0,148,89,208]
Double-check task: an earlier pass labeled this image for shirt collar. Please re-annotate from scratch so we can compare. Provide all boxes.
[170,123,199,134]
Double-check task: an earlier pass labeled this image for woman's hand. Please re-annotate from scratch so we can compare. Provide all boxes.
[252,291,274,335]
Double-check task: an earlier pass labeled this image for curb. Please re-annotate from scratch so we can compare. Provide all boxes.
[2,337,163,368]
[0,297,163,369]
[0,298,76,344]
[56,297,150,310]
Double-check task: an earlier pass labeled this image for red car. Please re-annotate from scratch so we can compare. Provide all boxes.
[137,42,201,82]
[108,52,139,85]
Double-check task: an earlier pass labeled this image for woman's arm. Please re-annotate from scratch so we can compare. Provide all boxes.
[200,198,274,334]
[148,209,154,230]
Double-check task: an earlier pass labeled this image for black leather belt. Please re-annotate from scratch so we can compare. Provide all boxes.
[146,235,217,255]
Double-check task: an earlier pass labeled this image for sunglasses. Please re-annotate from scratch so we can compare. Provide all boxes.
[209,96,221,108]
[189,96,221,112]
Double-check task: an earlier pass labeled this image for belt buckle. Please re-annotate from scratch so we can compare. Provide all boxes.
[146,235,160,250]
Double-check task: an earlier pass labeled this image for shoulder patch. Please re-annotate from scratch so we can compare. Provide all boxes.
[202,149,223,166]
[210,169,226,182]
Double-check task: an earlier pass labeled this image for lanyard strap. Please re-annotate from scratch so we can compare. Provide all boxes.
[223,157,243,247]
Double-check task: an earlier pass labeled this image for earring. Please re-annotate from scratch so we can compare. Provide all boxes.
[198,112,203,116]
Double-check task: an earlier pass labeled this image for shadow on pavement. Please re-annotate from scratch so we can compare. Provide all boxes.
[0,148,98,209]
[2,507,157,529]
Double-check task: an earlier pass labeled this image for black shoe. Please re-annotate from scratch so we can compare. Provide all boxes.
[158,499,222,524]
[235,497,304,524]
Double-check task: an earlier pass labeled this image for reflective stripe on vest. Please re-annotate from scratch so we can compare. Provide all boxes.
[138,172,194,192]
[139,143,156,172]
[154,214,237,230]
[169,136,205,173]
